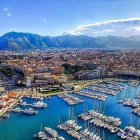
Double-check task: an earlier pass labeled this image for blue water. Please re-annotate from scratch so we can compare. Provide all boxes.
[0,82,140,140]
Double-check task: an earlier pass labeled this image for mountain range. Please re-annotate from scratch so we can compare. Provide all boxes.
[0,32,139,51]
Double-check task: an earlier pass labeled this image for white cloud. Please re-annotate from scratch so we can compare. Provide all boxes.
[7,13,11,17]
[132,26,140,32]
[3,7,12,17]
[4,8,8,11]
[69,18,140,37]
[102,29,114,33]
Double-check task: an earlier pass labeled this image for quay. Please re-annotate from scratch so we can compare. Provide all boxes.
[0,88,32,117]
[0,95,23,117]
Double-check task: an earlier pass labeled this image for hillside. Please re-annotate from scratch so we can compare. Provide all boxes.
[0,32,140,50]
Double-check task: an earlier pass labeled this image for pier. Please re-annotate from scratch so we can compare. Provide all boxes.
[118,126,140,140]
[74,91,107,101]
[78,110,121,134]
[88,87,118,96]
[58,120,101,140]
[0,95,23,117]
[118,98,140,116]
[58,94,84,105]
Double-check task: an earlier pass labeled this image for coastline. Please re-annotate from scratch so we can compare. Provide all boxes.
[0,78,139,118]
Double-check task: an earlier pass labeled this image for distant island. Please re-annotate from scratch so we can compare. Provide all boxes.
[0,32,140,51]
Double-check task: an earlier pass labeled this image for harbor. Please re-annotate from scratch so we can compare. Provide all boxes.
[34,125,65,140]
[0,79,140,140]
[118,98,140,116]
[58,94,84,105]
[74,91,107,101]
[57,120,101,140]
[78,110,121,133]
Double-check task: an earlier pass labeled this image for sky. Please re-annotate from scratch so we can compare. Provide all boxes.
[1,0,140,36]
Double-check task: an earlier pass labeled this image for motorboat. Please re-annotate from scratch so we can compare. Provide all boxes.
[32,101,47,108]
[23,108,38,115]
[11,107,21,113]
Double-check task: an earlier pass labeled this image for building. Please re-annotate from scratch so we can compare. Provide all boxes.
[113,69,140,78]
[76,69,101,80]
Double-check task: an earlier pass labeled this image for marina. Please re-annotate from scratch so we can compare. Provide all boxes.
[87,80,127,96]
[0,1,140,139]
[74,91,107,101]
[34,125,65,140]
[118,126,140,140]
[57,120,101,140]
[58,94,84,105]
[118,99,140,116]
[129,81,139,87]
[0,79,140,140]
[78,110,121,133]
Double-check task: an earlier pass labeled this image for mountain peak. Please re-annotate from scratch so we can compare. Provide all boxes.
[0,32,139,51]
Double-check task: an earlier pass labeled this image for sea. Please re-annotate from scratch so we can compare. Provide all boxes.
[0,81,140,140]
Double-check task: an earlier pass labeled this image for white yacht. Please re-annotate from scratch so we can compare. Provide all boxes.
[44,127,58,138]
[23,108,38,115]
[32,101,47,108]
[11,107,21,113]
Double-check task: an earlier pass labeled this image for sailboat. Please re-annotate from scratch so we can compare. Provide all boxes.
[102,129,105,140]
[129,113,133,126]
[34,124,44,138]
[58,116,61,126]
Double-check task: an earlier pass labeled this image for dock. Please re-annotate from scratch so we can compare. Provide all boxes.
[0,95,23,117]
[74,91,107,101]
[58,94,84,105]
[58,120,101,140]
[78,110,121,134]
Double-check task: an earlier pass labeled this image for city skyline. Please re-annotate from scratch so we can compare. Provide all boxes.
[1,0,140,36]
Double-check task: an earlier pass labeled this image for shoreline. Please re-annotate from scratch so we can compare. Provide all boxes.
[0,78,139,117]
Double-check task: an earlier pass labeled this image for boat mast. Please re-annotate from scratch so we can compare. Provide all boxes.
[102,129,105,140]
[58,116,61,125]
[130,113,133,126]
[68,106,71,120]
[40,123,43,132]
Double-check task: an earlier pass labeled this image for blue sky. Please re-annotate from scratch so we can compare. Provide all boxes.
[0,0,140,36]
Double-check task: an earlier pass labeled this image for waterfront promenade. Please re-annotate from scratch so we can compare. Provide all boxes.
[0,89,31,117]
[0,78,134,117]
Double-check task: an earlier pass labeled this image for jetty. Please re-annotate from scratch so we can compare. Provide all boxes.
[34,126,65,140]
[0,95,23,117]
[118,98,140,116]
[58,94,84,105]
[74,91,107,101]
[57,120,101,140]
[118,126,140,140]
[78,110,121,134]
